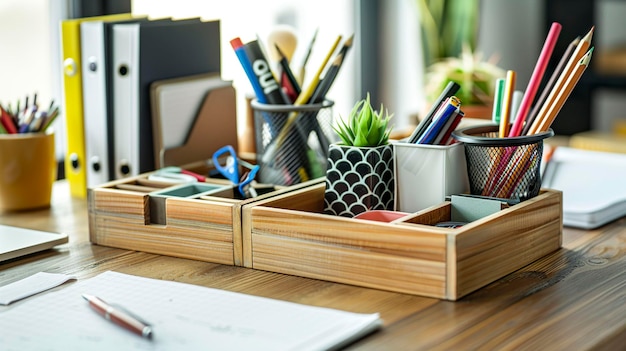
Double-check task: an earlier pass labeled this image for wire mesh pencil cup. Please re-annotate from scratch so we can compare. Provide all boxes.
[251,99,336,186]
[452,125,554,201]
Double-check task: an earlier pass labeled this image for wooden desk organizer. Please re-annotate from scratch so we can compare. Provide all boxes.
[241,183,563,300]
[88,173,324,266]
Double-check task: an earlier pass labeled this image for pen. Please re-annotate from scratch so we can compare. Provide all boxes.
[417,96,461,144]
[230,37,268,104]
[407,81,460,143]
[274,43,301,102]
[491,78,505,124]
[82,293,153,339]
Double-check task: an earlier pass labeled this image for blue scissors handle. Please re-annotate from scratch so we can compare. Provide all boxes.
[238,164,260,196]
[212,145,240,184]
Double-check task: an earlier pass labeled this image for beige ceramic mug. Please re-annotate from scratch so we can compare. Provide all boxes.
[0,132,56,211]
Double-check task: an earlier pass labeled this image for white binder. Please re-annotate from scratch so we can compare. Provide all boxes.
[111,18,221,179]
[81,17,147,187]
[112,22,140,178]
[81,21,110,187]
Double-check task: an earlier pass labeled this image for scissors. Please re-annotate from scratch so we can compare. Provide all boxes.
[148,166,207,184]
[212,145,260,197]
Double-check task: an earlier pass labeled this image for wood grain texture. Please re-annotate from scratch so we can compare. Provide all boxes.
[88,176,326,267]
[244,185,562,299]
[1,181,624,350]
[89,181,237,265]
[452,190,563,298]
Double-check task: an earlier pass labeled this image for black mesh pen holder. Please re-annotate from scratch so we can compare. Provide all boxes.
[251,99,336,186]
[452,125,554,202]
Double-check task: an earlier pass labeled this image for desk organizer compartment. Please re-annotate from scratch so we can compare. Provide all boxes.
[241,182,562,300]
[393,141,469,213]
[88,174,324,266]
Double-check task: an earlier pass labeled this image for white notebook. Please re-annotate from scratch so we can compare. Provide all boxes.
[0,225,68,262]
[0,271,382,350]
[542,146,626,229]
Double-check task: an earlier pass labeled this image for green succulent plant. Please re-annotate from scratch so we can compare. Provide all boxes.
[333,93,393,147]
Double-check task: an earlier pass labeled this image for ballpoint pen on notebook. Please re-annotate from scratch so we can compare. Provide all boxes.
[82,294,153,339]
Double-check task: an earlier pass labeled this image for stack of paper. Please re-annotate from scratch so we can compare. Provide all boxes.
[542,146,626,229]
[0,271,382,350]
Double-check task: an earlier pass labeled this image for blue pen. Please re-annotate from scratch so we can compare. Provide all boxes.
[18,105,38,134]
[230,37,267,104]
[417,96,461,144]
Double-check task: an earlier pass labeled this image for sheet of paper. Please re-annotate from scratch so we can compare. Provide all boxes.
[0,271,382,350]
[0,272,76,305]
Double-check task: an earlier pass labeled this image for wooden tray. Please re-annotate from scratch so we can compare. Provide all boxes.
[241,183,562,300]
[88,173,324,266]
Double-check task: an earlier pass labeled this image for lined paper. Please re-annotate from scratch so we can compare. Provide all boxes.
[0,271,382,350]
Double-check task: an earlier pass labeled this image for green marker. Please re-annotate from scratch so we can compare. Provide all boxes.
[491,78,505,124]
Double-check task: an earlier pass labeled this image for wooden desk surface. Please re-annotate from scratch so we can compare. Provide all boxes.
[1,181,624,350]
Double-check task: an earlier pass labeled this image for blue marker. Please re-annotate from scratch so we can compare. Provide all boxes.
[417,96,461,144]
[230,37,267,103]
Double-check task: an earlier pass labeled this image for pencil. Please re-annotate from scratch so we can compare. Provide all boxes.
[299,28,318,86]
[533,47,593,134]
[499,70,516,138]
[526,26,594,135]
[500,47,592,197]
[41,106,60,132]
[522,35,580,136]
[265,34,342,155]
[310,34,354,103]
[508,22,561,137]
[310,53,344,103]
[296,34,342,105]
[275,43,302,101]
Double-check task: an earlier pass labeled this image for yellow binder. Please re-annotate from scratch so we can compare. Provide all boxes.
[61,13,134,198]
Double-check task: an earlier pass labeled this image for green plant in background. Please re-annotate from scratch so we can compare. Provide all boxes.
[417,0,479,68]
[417,0,505,106]
[425,44,505,105]
[333,93,393,147]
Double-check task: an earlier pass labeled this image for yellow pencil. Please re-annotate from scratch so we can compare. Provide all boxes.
[499,70,516,138]
[527,27,594,135]
[270,34,343,150]
[535,47,593,133]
